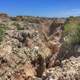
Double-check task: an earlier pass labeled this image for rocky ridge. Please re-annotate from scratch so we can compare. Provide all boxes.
[0,13,80,80]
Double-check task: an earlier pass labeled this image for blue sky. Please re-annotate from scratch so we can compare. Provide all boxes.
[0,0,80,17]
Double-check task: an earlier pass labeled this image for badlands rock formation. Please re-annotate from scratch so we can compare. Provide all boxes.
[0,13,80,80]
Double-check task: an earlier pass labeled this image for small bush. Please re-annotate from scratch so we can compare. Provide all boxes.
[12,22,24,30]
[0,24,6,42]
[64,23,80,45]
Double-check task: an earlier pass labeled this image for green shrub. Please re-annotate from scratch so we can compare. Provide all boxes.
[0,24,6,42]
[12,22,24,30]
[64,23,80,45]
